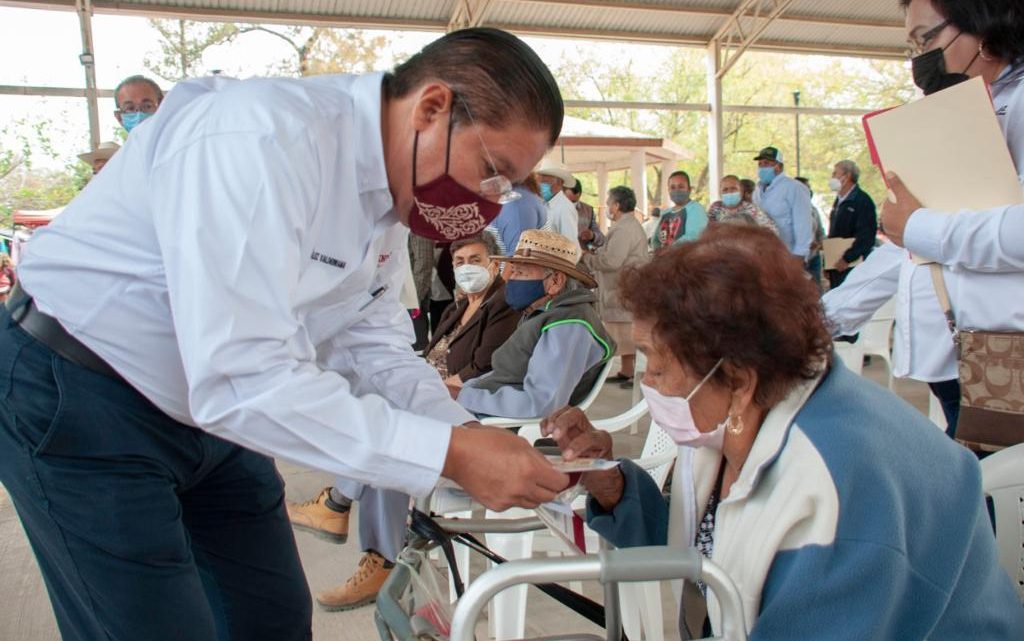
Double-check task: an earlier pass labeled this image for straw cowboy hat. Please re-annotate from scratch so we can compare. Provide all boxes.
[494,229,597,288]
[78,141,121,165]
[534,157,577,189]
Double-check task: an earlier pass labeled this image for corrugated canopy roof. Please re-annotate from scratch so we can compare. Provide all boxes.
[1,0,909,59]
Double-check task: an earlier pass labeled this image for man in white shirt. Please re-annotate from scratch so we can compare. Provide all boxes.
[0,28,569,641]
[535,157,582,251]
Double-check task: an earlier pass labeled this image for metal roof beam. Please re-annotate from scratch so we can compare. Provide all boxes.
[448,0,495,31]
[712,0,797,78]
[0,0,906,59]
[510,0,904,30]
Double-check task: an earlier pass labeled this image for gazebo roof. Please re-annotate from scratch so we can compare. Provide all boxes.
[554,115,689,173]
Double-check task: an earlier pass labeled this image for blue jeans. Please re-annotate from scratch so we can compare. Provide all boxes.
[928,378,962,439]
[0,310,312,641]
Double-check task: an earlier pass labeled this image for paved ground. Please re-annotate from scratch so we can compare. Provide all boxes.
[0,358,929,640]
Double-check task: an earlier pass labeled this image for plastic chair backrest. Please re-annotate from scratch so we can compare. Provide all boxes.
[639,421,677,490]
[832,341,864,375]
[575,358,615,413]
[980,442,1024,602]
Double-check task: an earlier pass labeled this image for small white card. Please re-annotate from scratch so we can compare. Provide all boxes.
[547,456,621,473]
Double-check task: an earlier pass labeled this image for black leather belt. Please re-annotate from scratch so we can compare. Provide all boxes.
[6,283,123,381]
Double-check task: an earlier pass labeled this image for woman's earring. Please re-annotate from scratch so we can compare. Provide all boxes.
[727,412,745,436]
[978,43,993,61]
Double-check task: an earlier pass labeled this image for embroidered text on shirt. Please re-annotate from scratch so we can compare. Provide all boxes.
[311,251,346,269]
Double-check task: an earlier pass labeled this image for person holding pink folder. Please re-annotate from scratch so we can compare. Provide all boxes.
[825,0,1023,436]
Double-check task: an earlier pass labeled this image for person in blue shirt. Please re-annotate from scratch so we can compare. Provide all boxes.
[485,179,547,255]
[651,170,707,250]
[752,146,814,264]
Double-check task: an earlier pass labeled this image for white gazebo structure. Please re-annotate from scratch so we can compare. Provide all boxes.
[550,115,691,218]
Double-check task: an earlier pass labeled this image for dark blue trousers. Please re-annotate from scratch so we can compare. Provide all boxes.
[0,311,312,641]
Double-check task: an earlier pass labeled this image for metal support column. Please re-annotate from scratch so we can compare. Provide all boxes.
[596,163,609,231]
[706,40,724,203]
[76,0,100,150]
[630,151,648,218]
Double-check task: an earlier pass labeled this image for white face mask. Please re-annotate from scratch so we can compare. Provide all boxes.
[828,177,843,193]
[454,264,492,294]
[640,358,726,449]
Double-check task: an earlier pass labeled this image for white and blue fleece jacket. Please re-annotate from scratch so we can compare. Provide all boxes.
[588,360,1023,640]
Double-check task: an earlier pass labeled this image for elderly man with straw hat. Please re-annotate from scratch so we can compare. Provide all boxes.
[535,157,582,251]
[457,228,614,418]
[77,141,121,175]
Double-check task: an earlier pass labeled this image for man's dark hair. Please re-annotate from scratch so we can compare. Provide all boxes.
[668,170,691,187]
[568,177,582,195]
[900,0,1024,63]
[383,28,564,146]
[114,75,164,109]
[739,178,756,202]
[451,233,500,258]
[608,185,637,213]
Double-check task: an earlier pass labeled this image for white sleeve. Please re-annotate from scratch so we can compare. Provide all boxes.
[821,242,903,337]
[903,204,1024,272]
[149,131,455,497]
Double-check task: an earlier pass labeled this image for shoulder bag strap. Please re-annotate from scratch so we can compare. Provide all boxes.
[928,263,959,337]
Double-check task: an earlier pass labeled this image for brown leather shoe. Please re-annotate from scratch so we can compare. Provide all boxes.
[286,487,349,543]
[316,551,393,612]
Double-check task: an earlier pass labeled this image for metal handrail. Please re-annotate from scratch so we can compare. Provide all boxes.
[448,546,748,641]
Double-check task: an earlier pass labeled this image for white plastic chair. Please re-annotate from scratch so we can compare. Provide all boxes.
[832,340,865,375]
[444,358,615,614]
[513,421,676,641]
[980,443,1024,602]
[858,296,896,388]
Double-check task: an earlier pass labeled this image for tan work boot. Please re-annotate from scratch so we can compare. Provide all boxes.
[286,487,349,543]
[316,551,393,611]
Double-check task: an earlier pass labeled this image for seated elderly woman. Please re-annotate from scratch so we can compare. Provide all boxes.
[424,233,519,389]
[544,225,1022,639]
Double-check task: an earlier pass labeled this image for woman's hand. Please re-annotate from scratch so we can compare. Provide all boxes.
[443,374,463,388]
[541,407,624,511]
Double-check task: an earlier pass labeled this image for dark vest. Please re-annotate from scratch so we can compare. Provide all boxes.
[470,288,615,406]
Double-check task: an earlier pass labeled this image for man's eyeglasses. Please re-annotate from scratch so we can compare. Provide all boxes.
[456,95,521,205]
[117,101,159,115]
[907,20,950,58]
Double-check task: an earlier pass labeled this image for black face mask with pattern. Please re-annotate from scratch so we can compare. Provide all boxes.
[911,31,980,96]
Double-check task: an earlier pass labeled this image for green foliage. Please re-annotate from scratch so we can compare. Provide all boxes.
[553,46,915,212]
[145,19,241,82]
[235,26,389,77]
[0,116,86,228]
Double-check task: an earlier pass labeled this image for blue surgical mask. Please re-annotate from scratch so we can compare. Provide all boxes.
[721,192,742,208]
[669,189,690,206]
[539,182,554,202]
[757,166,776,185]
[505,278,547,310]
[121,111,153,133]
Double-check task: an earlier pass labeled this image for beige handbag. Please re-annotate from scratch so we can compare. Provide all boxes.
[931,265,1024,452]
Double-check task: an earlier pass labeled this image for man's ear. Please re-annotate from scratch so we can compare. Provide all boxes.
[410,82,455,132]
[547,270,567,295]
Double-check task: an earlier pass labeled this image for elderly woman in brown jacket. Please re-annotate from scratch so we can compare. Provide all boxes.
[424,233,520,389]
[583,185,650,386]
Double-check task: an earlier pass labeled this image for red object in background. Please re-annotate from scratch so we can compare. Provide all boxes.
[13,208,63,228]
